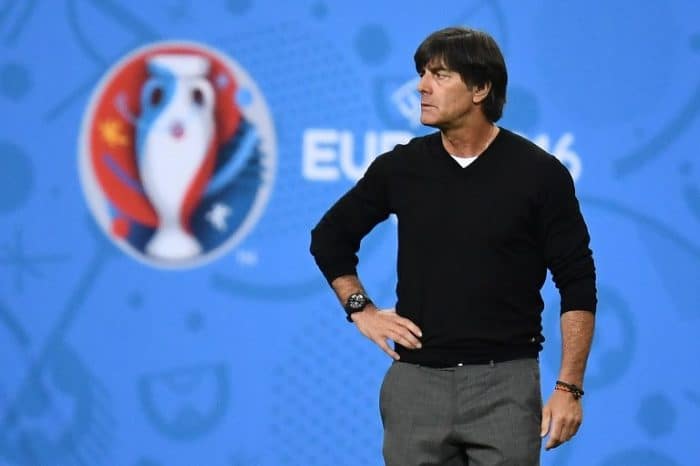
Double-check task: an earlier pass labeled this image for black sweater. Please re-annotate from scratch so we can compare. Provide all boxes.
[310,129,596,366]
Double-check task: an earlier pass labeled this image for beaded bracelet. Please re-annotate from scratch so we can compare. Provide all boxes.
[555,380,584,400]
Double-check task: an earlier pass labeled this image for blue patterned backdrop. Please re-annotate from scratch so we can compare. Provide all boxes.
[1,1,699,465]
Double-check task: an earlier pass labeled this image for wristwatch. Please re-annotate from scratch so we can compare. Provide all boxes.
[344,292,372,322]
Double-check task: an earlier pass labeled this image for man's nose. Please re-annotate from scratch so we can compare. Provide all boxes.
[417,74,430,94]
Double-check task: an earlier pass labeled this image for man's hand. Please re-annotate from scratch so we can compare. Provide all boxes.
[351,305,422,360]
[540,389,583,450]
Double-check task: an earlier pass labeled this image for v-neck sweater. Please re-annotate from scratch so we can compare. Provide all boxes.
[310,128,596,366]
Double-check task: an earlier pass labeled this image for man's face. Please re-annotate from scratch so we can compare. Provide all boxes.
[417,58,477,129]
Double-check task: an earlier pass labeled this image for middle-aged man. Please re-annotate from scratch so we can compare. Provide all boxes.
[310,26,596,465]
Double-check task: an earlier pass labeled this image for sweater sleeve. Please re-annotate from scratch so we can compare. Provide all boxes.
[309,154,392,284]
[538,157,597,314]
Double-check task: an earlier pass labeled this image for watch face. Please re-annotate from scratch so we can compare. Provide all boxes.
[347,293,367,310]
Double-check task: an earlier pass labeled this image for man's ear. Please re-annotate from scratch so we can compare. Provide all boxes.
[472,81,492,104]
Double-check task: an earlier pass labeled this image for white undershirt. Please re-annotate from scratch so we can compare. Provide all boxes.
[450,154,479,168]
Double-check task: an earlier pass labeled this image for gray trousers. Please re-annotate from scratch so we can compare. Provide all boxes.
[379,359,542,466]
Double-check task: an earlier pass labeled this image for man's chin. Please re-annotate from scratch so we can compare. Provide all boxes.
[420,117,440,128]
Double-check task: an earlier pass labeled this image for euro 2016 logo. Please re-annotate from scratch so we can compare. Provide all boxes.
[79,42,276,268]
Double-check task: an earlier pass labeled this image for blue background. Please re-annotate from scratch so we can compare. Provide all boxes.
[1,0,699,465]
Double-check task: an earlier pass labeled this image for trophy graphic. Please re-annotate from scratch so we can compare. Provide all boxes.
[80,42,275,268]
[136,54,216,260]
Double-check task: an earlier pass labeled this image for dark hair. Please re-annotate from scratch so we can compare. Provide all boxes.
[414,27,507,122]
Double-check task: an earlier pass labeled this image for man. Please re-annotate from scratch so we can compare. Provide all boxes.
[310,26,596,466]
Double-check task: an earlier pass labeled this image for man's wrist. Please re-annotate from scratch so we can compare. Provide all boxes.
[554,380,585,400]
[556,371,583,387]
[344,291,373,322]
[350,303,381,325]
